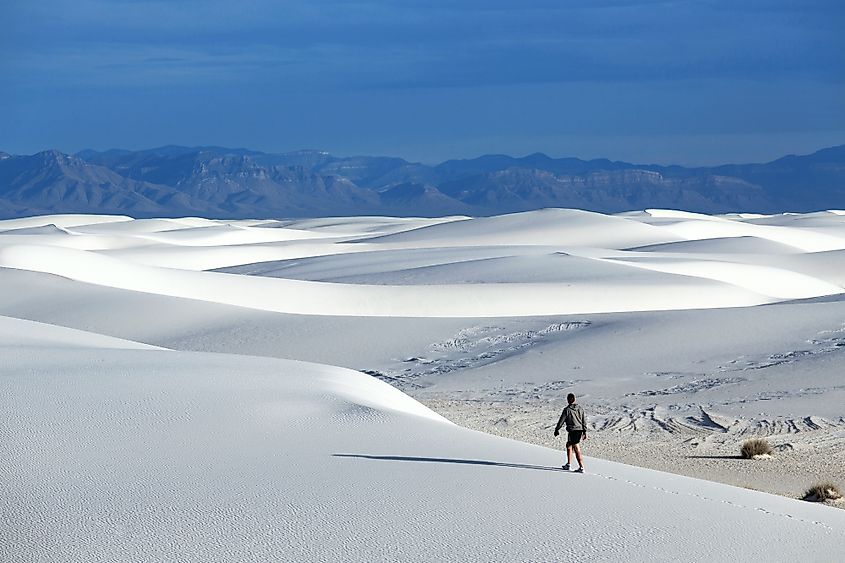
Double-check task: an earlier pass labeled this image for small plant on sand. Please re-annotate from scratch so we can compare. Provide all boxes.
[740,438,773,459]
[803,482,843,503]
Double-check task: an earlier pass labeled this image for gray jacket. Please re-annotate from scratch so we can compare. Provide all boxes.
[556,403,586,433]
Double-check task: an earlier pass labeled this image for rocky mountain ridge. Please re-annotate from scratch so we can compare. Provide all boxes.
[0,144,842,218]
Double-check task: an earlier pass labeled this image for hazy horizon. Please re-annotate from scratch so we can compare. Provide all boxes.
[6,136,845,169]
[3,1,843,167]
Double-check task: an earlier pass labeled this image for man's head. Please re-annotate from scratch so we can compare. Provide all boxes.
[567,393,576,404]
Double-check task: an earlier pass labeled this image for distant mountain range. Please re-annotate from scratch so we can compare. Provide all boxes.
[1,144,843,218]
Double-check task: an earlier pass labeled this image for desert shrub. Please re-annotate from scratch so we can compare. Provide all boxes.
[803,482,843,502]
[740,438,773,459]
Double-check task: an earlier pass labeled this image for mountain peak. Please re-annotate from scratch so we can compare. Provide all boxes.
[34,149,79,169]
[37,149,67,158]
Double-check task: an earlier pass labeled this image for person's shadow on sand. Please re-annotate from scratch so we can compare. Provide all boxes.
[333,454,567,473]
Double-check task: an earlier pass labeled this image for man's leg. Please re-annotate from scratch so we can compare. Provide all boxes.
[566,444,573,466]
[573,443,584,470]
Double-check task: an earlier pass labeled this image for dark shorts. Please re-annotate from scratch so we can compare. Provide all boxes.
[566,431,584,447]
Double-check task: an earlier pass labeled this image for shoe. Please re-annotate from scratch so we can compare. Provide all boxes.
[574,467,584,473]
[561,464,570,471]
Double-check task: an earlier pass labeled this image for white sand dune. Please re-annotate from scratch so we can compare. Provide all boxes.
[3,333,844,562]
[630,213,845,252]
[138,224,332,246]
[3,208,845,561]
[0,314,160,350]
[275,215,465,235]
[0,231,156,251]
[358,208,684,249]
[219,246,685,284]
[0,213,132,230]
[0,223,73,236]
[598,256,842,300]
[646,209,735,220]
[98,242,359,270]
[2,208,843,315]
[0,243,779,316]
[631,235,805,254]
[69,217,222,234]
[768,249,845,287]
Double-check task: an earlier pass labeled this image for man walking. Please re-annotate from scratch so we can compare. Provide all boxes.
[554,393,587,473]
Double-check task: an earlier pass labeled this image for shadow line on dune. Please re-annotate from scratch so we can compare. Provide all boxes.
[333,453,566,472]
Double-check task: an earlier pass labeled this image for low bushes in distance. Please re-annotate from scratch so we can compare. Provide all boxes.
[740,438,773,459]
[803,482,843,503]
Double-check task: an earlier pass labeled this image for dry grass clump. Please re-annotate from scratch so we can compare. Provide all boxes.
[803,482,843,503]
[740,438,773,459]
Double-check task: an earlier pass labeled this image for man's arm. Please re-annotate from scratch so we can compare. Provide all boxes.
[580,407,587,440]
[553,408,567,436]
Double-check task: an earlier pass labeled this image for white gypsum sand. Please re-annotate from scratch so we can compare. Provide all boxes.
[2,208,845,561]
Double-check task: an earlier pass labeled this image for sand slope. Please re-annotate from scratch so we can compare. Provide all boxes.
[3,334,844,562]
[3,208,845,561]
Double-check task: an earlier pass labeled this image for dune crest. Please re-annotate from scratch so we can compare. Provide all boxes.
[1,209,843,317]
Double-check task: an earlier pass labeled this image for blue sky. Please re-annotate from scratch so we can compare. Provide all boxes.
[2,0,843,164]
